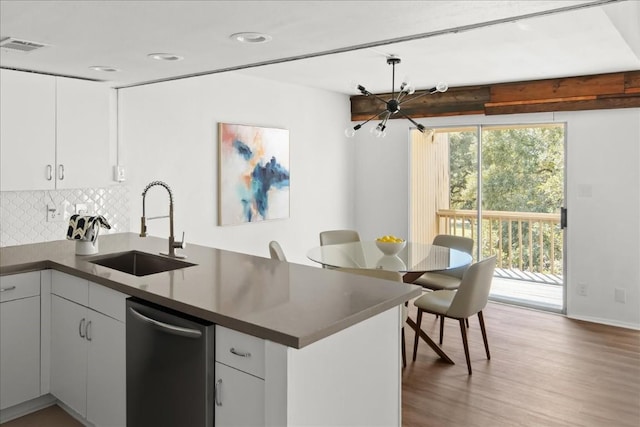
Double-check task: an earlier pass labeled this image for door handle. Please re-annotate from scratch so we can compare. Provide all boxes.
[46,165,53,181]
[230,348,251,358]
[128,307,202,338]
[0,286,16,292]
[85,320,92,341]
[58,164,65,181]
[560,207,567,229]
[79,318,86,338]
[215,379,223,406]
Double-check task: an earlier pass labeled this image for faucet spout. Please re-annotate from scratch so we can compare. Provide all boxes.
[140,181,186,258]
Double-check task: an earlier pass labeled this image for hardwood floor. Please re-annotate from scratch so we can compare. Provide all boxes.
[3,302,639,427]
[403,301,640,427]
[1,405,81,427]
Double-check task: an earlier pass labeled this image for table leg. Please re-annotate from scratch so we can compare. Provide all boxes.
[405,317,455,364]
[401,271,424,283]
[402,272,455,364]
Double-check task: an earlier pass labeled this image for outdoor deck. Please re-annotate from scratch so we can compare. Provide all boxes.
[490,268,563,312]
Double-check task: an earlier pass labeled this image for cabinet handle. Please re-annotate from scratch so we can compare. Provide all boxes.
[79,318,86,338]
[86,320,92,341]
[0,286,16,292]
[230,348,251,358]
[128,307,202,339]
[58,164,65,181]
[214,379,223,406]
[46,165,53,181]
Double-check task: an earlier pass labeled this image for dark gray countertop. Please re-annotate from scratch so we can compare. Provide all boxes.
[0,233,421,348]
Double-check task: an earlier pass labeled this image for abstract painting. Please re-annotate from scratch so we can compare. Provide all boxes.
[218,123,290,225]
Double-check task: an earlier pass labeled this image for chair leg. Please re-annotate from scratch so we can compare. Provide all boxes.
[459,319,472,375]
[401,327,406,368]
[412,309,423,361]
[478,310,491,360]
[465,318,469,328]
[439,316,445,345]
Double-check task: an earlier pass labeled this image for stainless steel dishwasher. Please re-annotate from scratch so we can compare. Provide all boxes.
[126,298,215,427]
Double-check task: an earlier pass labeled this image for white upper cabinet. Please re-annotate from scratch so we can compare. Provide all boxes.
[0,69,56,191]
[56,77,112,189]
[0,69,113,191]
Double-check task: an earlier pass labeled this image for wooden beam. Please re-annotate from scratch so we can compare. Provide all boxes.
[490,73,624,103]
[625,71,640,94]
[349,70,640,121]
[485,94,640,115]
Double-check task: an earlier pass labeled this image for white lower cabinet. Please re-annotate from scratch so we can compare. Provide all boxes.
[51,295,88,416]
[50,271,126,427]
[0,272,41,410]
[86,309,126,427]
[215,363,265,427]
[215,326,266,427]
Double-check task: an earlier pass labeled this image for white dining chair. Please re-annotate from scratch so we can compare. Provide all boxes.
[268,241,287,261]
[413,235,474,344]
[319,229,361,246]
[412,256,496,374]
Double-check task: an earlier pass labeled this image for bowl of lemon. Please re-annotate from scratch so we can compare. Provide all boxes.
[375,235,406,256]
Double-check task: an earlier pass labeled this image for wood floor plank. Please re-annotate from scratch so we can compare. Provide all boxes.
[1,405,82,427]
[402,301,640,427]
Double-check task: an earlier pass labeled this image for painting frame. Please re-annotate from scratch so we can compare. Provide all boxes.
[218,123,290,226]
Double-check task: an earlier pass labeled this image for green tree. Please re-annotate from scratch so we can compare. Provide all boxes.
[447,125,564,274]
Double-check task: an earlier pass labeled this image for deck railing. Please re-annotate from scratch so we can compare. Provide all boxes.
[437,209,562,276]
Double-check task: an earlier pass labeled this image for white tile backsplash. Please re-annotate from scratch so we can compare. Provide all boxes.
[0,186,130,247]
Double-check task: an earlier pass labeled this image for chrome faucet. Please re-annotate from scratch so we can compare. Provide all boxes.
[140,181,186,258]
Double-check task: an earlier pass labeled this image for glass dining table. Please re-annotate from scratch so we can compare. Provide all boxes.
[307,241,473,364]
[307,241,472,283]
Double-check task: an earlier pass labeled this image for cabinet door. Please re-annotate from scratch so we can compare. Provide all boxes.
[56,77,112,189]
[215,362,265,427]
[51,295,88,417]
[86,309,126,427]
[0,69,56,191]
[0,296,41,410]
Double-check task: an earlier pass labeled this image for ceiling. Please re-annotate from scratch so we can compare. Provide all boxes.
[1,0,638,95]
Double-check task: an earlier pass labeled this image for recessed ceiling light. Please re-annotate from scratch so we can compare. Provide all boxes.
[89,65,121,72]
[147,53,184,61]
[230,32,272,44]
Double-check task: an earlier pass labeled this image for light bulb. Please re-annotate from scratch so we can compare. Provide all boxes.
[436,82,448,93]
[345,128,356,138]
[401,81,415,95]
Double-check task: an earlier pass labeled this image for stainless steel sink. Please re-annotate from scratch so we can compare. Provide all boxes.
[89,250,196,277]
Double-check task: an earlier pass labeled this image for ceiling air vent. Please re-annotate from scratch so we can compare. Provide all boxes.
[0,37,47,53]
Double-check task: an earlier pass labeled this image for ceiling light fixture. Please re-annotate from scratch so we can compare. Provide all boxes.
[230,32,272,44]
[346,56,448,138]
[89,65,121,72]
[147,53,184,61]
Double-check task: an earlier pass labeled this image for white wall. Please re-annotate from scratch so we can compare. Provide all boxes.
[354,109,640,329]
[119,72,355,265]
[120,72,640,328]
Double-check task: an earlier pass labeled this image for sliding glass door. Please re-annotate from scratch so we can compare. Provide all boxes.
[410,123,566,312]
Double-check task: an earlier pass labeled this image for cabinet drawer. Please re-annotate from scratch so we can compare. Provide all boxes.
[0,271,40,303]
[89,282,128,322]
[216,326,265,379]
[52,271,89,305]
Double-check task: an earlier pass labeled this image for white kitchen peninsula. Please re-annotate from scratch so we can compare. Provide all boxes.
[0,233,421,426]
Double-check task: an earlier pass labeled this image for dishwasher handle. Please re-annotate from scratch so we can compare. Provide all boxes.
[128,307,203,339]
